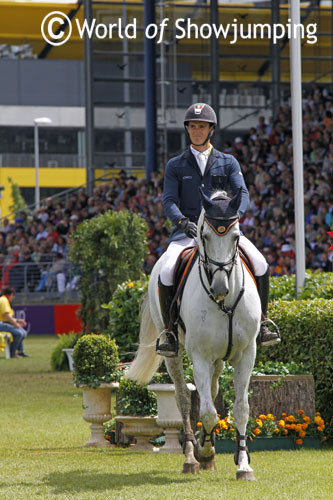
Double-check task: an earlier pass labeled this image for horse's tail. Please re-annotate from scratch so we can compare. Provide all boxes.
[125,293,162,385]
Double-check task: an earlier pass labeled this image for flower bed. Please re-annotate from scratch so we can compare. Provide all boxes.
[197,410,327,452]
[215,436,320,453]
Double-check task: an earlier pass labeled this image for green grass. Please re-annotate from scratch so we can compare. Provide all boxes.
[0,336,332,500]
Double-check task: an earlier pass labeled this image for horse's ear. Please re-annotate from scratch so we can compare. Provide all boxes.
[199,187,214,211]
[229,187,242,213]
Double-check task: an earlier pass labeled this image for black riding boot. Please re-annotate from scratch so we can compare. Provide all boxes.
[156,277,178,357]
[255,268,281,346]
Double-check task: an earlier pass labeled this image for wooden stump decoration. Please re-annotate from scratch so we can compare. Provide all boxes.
[249,374,315,418]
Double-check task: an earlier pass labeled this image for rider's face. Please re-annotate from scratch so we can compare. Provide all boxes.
[187,121,213,146]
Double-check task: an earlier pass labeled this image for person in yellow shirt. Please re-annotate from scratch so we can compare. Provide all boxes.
[0,286,28,358]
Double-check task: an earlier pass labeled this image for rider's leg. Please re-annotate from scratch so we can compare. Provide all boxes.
[156,238,195,357]
[239,236,280,346]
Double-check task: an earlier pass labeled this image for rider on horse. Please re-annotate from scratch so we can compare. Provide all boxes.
[156,102,280,357]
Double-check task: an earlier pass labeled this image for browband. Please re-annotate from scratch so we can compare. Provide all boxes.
[204,216,239,236]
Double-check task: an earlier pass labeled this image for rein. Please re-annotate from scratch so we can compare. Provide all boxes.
[198,218,245,361]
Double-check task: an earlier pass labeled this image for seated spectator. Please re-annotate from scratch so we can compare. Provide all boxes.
[0,286,29,358]
[35,253,67,292]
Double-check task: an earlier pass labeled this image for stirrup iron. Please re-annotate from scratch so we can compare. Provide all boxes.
[156,330,178,358]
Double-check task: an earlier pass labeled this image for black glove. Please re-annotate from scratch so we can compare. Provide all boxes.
[177,217,197,238]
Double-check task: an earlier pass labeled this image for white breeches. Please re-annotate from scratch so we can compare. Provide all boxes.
[159,235,268,286]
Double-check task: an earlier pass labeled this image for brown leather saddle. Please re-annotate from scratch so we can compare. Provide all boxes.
[173,246,198,295]
[167,246,198,332]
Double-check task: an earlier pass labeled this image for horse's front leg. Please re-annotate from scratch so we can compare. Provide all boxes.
[165,356,200,474]
[192,357,217,470]
[232,342,256,481]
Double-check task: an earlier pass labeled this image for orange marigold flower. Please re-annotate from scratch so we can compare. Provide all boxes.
[302,423,309,430]
[274,428,280,434]
[267,414,275,420]
[299,430,306,438]
[295,424,302,432]
[286,415,296,423]
[298,410,304,415]
[256,419,263,428]
[230,428,235,432]
[317,426,324,432]
[253,428,261,436]
[127,282,134,288]
[278,420,285,428]
[315,412,321,416]
[282,413,287,418]
[296,439,303,445]
[285,424,292,430]
[258,414,267,420]
[304,416,311,423]
[215,427,220,434]
[197,421,203,427]
[291,424,296,430]
[283,429,288,436]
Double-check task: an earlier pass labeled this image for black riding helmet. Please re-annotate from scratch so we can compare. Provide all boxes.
[184,103,217,146]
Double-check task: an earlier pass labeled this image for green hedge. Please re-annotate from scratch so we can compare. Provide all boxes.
[257,298,333,438]
[269,271,333,301]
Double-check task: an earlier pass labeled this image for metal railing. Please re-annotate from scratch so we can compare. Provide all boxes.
[0,259,80,299]
[0,153,85,168]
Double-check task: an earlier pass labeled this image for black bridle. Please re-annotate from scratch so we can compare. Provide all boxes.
[197,215,245,361]
[198,216,240,285]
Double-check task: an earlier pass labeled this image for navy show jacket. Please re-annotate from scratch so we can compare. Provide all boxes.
[163,147,249,241]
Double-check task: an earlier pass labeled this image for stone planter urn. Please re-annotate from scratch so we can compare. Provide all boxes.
[62,348,74,371]
[147,383,196,453]
[115,415,160,451]
[82,382,119,447]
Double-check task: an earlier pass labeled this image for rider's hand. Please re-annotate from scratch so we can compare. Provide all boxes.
[177,218,197,239]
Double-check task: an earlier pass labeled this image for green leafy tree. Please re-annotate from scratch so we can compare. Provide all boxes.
[8,177,29,214]
[103,277,149,362]
[69,210,148,333]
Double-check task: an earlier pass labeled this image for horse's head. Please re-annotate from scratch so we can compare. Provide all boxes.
[198,187,242,302]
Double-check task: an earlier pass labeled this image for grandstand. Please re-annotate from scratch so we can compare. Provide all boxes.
[1,1,333,216]
[0,0,332,309]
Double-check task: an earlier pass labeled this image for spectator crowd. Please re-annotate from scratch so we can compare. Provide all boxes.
[0,83,332,293]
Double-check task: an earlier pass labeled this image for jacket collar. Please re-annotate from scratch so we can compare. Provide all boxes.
[183,148,202,177]
[183,147,219,177]
[204,147,219,176]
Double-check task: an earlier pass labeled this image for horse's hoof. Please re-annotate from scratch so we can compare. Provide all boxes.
[183,462,200,474]
[236,470,256,481]
[200,459,216,471]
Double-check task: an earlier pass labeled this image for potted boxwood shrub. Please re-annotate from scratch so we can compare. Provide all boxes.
[115,378,160,450]
[73,334,121,447]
